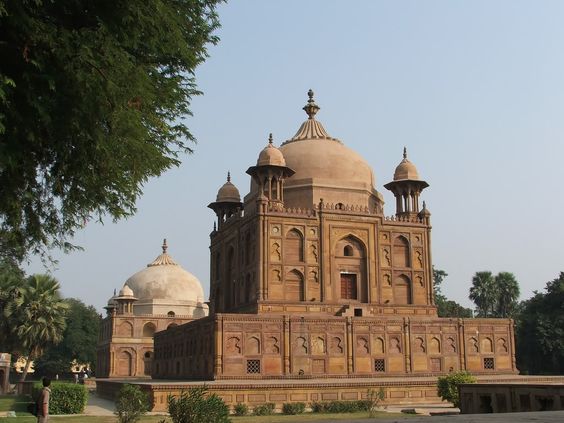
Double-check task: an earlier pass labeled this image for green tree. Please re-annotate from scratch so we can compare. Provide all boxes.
[437,371,476,407]
[5,274,68,381]
[0,0,223,263]
[515,272,564,374]
[469,271,520,318]
[34,298,100,375]
[469,271,498,317]
[433,267,472,318]
[0,259,25,350]
[495,272,520,318]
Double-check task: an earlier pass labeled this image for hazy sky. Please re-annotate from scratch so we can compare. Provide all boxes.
[27,1,564,312]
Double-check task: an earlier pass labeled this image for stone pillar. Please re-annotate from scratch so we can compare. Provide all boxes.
[403,318,412,373]
[283,315,290,374]
[346,317,353,374]
[458,319,466,370]
[214,315,223,377]
[509,319,517,373]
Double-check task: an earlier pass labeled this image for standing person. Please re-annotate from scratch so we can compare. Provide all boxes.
[37,377,51,423]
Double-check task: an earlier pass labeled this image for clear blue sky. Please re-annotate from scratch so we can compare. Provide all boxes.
[27,1,564,312]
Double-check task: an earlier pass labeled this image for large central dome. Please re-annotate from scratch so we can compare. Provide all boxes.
[277,90,382,211]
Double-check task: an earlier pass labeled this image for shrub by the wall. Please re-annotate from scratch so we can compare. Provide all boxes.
[282,402,305,415]
[115,384,150,423]
[167,386,230,423]
[233,403,248,416]
[310,400,366,413]
[32,382,87,415]
[437,371,476,407]
[252,402,275,416]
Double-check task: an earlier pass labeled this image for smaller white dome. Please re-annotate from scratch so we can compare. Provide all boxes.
[119,285,134,297]
[125,240,205,305]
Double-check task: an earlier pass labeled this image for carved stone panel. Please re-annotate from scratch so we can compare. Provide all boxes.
[381,247,391,268]
[329,336,344,355]
[270,241,281,262]
[380,231,391,244]
[270,224,281,236]
[265,335,280,354]
[308,242,318,263]
[413,248,424,269]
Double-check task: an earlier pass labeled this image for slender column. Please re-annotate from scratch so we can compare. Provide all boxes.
[283,315,290,374]
[458,319,466,370]
[509,319,517,372]
[346,317,353,374]
[214,315,223,377]
[403,317,411,373]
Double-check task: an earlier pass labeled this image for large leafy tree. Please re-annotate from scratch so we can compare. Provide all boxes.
[469,271,520,318]
[34,298,100,376]
[515,272,564,374]
[433,267,472,318]
[0,0,223,262]
[469,271,498,317]
[4,274,68,381]
[495,272,520,318]
[0,258,25,350]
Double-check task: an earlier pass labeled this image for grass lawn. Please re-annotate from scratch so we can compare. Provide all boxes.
[0,395,32,415]
[0,411,411,422]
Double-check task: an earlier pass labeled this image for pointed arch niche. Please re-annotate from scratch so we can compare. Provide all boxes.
[393,235,410,268]
[284,229,304,262]
[393,274,412,304]
[334,236,368,303]
[285,269,304,301]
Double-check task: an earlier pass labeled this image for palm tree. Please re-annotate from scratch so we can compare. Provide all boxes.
[5,274,68,381]
[495,272,520,318]
[469,271,497,317]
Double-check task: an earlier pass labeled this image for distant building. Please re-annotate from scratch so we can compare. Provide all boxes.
[96,241,208,377]
[151,91,517,381]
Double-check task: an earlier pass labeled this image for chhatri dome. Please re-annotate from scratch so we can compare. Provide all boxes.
[393,147,421,181]
[120,239,208,317]
[215,172,241,203]
[247,90,383,211]
[257,133,286,167]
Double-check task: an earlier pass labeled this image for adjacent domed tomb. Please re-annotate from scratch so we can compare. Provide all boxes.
[122,240,208,317]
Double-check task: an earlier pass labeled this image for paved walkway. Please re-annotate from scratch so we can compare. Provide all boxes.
[323,410,564,422]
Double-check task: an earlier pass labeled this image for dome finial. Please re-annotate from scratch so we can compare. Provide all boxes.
[227,171,231,182]
[403,146,407,159]
[162,238,168,254]
[303,89,320,119]
[268,133,273,145]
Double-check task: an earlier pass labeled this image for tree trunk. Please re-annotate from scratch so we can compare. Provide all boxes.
[20,352,33,382]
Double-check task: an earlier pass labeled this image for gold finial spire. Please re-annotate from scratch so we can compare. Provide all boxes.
[403,147,407,159]
[227,171,231,182]
[303,89,320,119]
[162,238,168,254]
[268,133,273,145]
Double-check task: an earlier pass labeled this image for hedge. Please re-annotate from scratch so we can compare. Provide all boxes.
[32,382,88,414]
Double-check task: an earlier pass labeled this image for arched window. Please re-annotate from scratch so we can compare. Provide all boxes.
[142,322,156,337]
[393,236,410,267]
[117,321,133,337]
[393,274,412,304]
[285,229,304,262]
[167,311,175,317]
[285,270,304,301]
[117,350,133,376]
[344,245,353,256]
